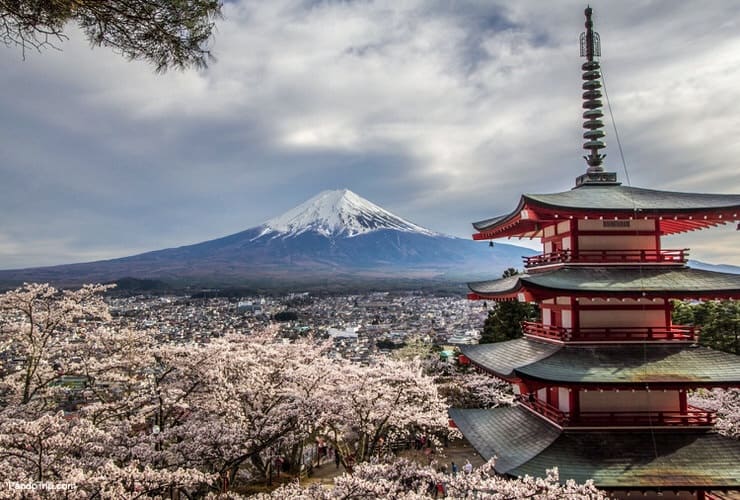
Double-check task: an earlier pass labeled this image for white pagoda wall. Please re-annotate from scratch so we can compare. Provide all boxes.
[543,222,572,252]
[578,234,656,251]
[579,309,665,328]
[576,219,658,252]
[580,390,680,412]
[540,297,573,328]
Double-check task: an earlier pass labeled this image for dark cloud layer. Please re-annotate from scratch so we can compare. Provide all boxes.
[1,0,739,269]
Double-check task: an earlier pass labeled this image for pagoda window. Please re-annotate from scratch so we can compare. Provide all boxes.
[561,236,572,250]
[561,309,572,328]
[544,240,553,254]
[542,307,551,326]
[558,388,570,412]
[536,387,547,403]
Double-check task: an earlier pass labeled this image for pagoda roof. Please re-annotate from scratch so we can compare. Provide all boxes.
[473,185,740,239]
[468,266,740,300]
[459,339,560,379]
[450,406,740,489]
[448,406,560,472]
[460,339,740,386]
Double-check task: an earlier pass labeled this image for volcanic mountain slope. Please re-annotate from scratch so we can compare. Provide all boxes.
[0,189,533,289]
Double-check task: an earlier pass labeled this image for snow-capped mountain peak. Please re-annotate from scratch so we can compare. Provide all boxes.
[259,189,438,239]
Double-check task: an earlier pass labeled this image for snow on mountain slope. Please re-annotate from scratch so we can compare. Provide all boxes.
[257,189,440,239]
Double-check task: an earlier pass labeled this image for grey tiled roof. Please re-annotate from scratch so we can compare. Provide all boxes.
[451,407,740,488]
[459,339,560,378]
[447,406,560,473]
[511,430,740,488]
[517,344,740,384]
[472,214,513,231]
[472,185,740,231]
[468,267,740,296]
[462,341,740,384]
[468,274,523,295]
[525,185,740,212]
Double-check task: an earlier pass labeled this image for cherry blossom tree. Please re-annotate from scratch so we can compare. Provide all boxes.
[0,282,112,409]
[253,458,607,499]
[172,336,316,492]
[436,372,513,410]
[0,284,214,497]
[689,388,740,439]
[0,283,613,497]
[0,412,108,483]
[317,358,450,471]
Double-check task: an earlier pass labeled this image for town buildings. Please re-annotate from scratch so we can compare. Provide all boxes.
[449,7,740,499]
[107,292,486,361]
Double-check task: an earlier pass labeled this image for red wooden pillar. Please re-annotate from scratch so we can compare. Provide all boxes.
[570,219,579,258]
[679,389,688,413]
[569,389,579,420]
[665,301,672,333]
[547,386,559,408]
[572,296,580,333]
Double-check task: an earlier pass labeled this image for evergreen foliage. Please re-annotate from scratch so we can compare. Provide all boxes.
[273,310,299,322]
[1,0,222,71]
[672,299,739,354]
[480,268,539,344]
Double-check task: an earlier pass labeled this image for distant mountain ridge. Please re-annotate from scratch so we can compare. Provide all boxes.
[687,260,740,275]
[0,189,534,290]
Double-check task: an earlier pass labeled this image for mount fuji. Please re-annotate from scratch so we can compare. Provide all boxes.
[0,189,534,290]
[258,189,439,239]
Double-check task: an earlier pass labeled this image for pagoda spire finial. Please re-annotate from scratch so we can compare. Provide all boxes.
[575,6,619,187]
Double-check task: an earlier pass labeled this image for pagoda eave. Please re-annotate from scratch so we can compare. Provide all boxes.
[464,357,738,391]
[468,267,740,302]
[449,406,740,490]
[512,374,740,391]
[472,189,740,239]
[469,287,737,303]
[473,210,737,240]
[461,340,740,386]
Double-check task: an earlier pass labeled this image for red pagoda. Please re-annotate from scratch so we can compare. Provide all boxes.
[449,7,740,499]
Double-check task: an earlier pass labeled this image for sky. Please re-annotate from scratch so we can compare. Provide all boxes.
[1,0,739,270]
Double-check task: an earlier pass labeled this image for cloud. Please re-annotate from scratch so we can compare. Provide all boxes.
[0,0,739,268]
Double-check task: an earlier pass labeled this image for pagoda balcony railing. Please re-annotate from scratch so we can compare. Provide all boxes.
[521,321,698,342]
[518,396,715,427]
[523,248,689,268]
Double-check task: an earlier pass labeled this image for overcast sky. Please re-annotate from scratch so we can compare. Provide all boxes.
[1,0,739,270]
